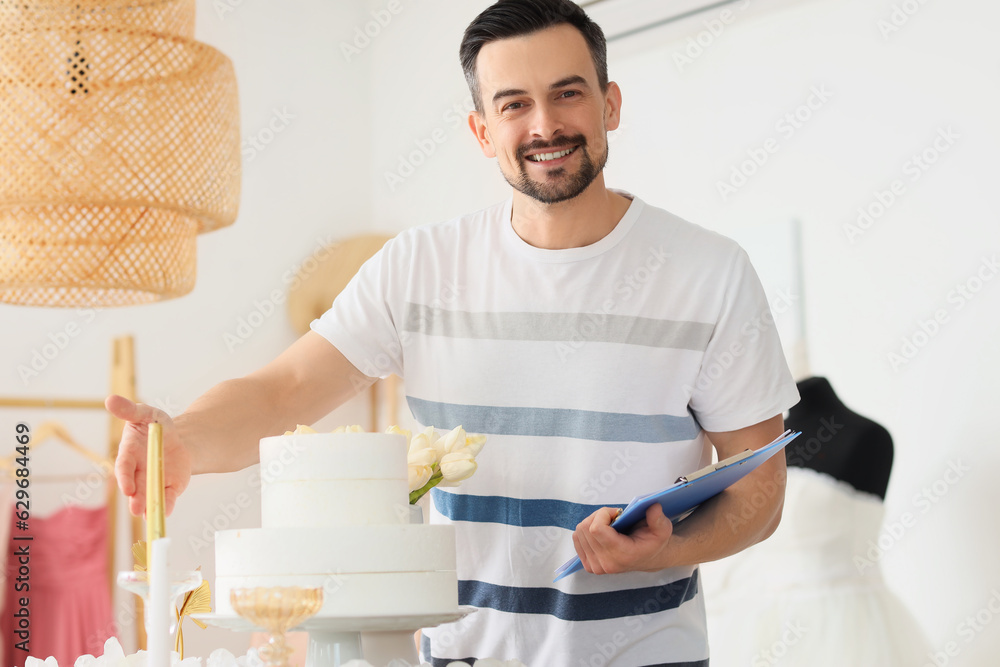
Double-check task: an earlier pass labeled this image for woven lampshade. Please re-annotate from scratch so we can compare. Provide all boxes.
[0,0,240,307]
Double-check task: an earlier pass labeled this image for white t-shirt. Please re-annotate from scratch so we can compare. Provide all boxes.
[311,190,800,667]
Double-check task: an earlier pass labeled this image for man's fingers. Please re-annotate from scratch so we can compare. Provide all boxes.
[128,489,146,517]
[644,503,673,538]
[573,530,600,574]
[164,488,178,517]
[114,448,138,497]
[106,394,164,424]
[575,507,621,574]
[588,508,629,570]
[589,514,625,551]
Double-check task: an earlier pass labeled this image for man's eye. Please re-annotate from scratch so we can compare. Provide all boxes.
[560,90,579,99]
[503,102,524,112]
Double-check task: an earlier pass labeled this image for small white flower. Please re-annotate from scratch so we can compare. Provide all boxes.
[26,658,57,667]
[385,425,412,444]
[408,462,433,491]
[236,647,263,667]
[206,649,238,667]
[440,449,478,483]
[407,447,437,467]
[441,426,467,454]
[464,433,487,457]
[122,650,146,667]
[408,431,435,457]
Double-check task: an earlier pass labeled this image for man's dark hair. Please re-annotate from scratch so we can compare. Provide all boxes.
[460,0,608,114]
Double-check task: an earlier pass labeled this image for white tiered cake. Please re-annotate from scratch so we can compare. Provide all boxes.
[214,432,458,617]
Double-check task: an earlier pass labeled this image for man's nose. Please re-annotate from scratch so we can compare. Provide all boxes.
[528,101,566,141]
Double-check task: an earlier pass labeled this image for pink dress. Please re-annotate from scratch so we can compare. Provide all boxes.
[3,505,115,667]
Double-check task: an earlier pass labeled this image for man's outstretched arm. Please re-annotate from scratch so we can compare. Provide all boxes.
[107,331,375,517]
[573,413,787,574]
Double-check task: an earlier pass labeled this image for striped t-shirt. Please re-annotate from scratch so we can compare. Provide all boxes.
[311,190,800,666]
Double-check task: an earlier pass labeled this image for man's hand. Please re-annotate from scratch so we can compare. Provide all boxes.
[572,503,674,575]
[106,394,192,517]
[572,415,787,576]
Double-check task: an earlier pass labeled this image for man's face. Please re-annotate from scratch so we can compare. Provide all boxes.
[469,24,621,205]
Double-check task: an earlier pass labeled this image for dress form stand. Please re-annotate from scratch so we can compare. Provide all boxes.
[783,376,893,499]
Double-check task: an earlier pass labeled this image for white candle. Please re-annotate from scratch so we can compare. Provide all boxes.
[149,537,171,667]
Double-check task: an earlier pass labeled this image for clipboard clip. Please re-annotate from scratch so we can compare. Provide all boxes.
[674,448,756,484]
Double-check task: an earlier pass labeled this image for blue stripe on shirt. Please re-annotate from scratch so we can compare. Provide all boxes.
[432,489,625,530]
[407,396,701,443]
[458,570,699,621]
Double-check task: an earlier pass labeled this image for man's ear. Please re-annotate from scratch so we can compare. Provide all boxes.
[604,81,623,133]
[468,110,496,158]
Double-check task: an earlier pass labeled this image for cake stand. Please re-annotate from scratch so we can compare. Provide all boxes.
[194,608,476,667]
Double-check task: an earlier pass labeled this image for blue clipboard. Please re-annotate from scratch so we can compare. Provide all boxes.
[553,429,801,581]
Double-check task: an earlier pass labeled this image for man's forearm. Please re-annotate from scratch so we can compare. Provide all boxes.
[652,463,785,571]
[175,376,300,475]
[173,332,376,475]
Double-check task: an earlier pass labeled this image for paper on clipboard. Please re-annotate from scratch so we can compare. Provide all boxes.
[553,429,801,581]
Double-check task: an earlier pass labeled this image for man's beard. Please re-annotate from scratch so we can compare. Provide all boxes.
[501,134,608,205]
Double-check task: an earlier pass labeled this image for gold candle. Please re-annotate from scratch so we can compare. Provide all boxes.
[146,422,166,570]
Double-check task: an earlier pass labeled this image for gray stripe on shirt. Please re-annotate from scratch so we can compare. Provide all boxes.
[402,302,713,350]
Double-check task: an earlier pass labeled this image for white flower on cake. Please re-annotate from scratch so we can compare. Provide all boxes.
[439,449,477,484]
[397,424,487,502]
[279,423,487,504]
[333,424,365,433]
[407,446,436,490]
[284,424,317,434]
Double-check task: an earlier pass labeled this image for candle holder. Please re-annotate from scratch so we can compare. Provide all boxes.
[230,587,323,667]
[117,570,203,636]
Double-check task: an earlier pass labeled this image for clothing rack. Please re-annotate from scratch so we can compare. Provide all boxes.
[0,335,145,649]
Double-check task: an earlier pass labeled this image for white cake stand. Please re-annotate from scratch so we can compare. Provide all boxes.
[194,608,476,667]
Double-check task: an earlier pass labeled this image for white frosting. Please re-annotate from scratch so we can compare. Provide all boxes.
[262,479,410,527]
[259,433,407,481]
[215,432,458,618]
[215,571,458,616]
[216,526,455,574]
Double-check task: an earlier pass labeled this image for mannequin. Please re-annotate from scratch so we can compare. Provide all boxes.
[783,376,893,499]
[702,375,931,666]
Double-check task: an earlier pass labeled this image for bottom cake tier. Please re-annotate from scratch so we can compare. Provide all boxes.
[215,571,459,616]
[214,525,459,617]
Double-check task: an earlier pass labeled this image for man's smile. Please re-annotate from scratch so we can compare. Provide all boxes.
[525,145,578,163]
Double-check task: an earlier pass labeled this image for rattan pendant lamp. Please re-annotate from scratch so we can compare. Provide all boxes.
[0,0,240,307]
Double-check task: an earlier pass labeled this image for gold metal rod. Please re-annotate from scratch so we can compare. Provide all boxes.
[0,397,106,409]
[145,422,166,570]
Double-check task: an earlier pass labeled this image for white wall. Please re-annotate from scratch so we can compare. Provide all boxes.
[1,0,997,662]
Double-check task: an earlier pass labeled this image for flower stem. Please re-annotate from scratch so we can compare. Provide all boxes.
[409,471,444,504]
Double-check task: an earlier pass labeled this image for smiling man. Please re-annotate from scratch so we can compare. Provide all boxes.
[406,2,799,664]
[108,1,799,665]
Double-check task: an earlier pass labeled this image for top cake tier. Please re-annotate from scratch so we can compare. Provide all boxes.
[260,433,407,480]
[259,432,409,527]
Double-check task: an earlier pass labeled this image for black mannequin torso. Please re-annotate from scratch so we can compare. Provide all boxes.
[783,376,894,499]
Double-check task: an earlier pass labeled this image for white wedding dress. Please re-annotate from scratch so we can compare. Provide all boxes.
[701,466,931,666]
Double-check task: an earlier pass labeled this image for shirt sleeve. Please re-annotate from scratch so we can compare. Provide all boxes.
[309,236,405,380]
[687,245,800,432]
